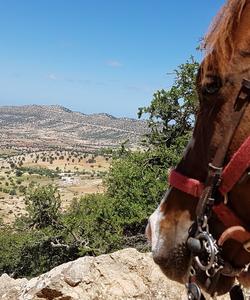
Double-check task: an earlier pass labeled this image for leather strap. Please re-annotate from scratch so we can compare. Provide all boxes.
[169,135,250,198]
[169,169,204,198]
[220,136,250,194]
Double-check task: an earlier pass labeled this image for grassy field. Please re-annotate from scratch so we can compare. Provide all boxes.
[0,149,111,224]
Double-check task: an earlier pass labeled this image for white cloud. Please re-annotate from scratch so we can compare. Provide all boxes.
[48,73,57,80]
[106,60,123,68]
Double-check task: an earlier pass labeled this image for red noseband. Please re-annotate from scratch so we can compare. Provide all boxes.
[169,136,250,198]
[169,169,204,198]
[169,136,250,246]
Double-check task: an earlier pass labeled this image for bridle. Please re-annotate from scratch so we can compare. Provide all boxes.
[169,79,250,299]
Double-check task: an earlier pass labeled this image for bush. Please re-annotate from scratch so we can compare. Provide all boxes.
[63,194,123,256]
[0,227,78,278]
[105,148,180,234]
[9,189,16,196]
[24,185,61,228]
[18,185,26,194]
[15,170,23,177]
[18,167,59,178]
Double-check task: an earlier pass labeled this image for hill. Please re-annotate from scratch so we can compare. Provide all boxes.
[0,105,148,151]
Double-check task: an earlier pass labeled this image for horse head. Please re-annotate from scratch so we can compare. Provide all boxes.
[146,0,250,296]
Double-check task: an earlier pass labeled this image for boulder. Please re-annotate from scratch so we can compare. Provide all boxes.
[0,248,230,299]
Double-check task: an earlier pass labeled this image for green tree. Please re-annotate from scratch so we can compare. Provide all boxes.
[0,227,78,277]
[138,57,199,149]
[24,185,61,229]
[15,169,23,177]
[63,194,123,256]
[105,147,180,237]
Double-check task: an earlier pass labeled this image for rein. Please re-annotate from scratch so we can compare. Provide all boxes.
[168,79,250,299]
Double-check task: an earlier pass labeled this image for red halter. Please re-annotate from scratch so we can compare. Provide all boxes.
[169,136,250,247]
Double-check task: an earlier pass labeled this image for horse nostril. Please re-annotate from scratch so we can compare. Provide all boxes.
[152,252,167,265]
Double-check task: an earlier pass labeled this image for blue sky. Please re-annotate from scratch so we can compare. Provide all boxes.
[0,0,225,118]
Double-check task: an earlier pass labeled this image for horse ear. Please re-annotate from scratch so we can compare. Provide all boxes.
[235,2,250,53]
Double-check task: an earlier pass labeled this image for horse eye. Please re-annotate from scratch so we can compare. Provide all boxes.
[202,76,222,95]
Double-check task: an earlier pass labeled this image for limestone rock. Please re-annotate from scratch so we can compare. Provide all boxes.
[0,248,230,299]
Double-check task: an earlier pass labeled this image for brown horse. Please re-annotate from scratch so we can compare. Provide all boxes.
[146,0,250,297]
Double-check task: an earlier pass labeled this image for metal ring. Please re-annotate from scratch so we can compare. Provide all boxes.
[194,232,217,271]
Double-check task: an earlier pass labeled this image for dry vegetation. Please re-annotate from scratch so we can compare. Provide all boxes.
[0,148,111,224]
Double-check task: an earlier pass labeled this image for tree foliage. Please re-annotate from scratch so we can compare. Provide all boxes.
[63,194,123,256]
[0,227,78,277]
[138,57,199,148]
[24,185,61,229]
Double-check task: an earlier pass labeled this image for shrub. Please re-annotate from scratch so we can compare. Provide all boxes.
[9,189,16,196]
[63,194,123,256]
[18,185,26,194]
[24,185,61,229]
[18,167,59,178]
[15,170,23,177]
[0,227,78,278]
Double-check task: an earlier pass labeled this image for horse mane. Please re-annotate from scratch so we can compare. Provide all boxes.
[201,0,248,75]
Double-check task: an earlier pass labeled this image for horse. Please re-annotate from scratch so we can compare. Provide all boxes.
[146,0,250,298]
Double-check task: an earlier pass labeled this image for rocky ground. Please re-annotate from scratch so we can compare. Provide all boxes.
[0,248,231,300]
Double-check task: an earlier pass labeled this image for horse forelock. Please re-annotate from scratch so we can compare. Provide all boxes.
[201,0,249,76]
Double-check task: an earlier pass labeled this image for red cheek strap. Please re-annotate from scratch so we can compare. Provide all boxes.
[220,136,250,195]
[169,136,250,198]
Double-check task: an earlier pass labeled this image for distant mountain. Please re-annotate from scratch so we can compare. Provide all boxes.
[0,105,148,150]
